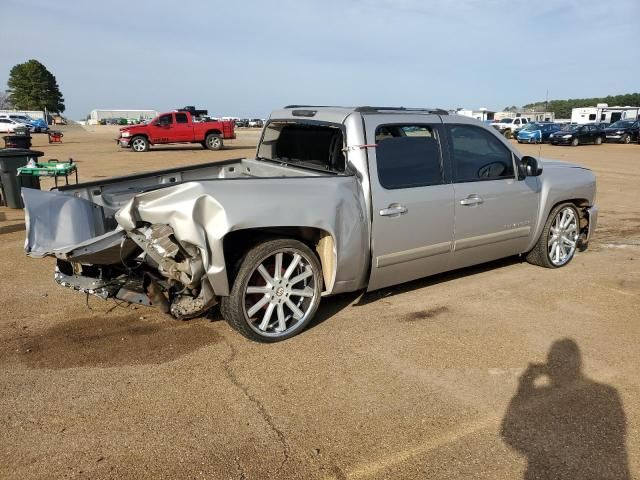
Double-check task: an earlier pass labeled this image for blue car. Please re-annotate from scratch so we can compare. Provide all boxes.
[516,123,561,144]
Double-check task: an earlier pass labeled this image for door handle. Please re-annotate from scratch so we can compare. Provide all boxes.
[379,203,408,217]
[460,195,484,206]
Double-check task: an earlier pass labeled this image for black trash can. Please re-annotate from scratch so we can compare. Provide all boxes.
[3,135,32,149]
[0,148,44,208]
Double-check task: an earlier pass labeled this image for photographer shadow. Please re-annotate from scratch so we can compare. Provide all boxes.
[501,339,630,479]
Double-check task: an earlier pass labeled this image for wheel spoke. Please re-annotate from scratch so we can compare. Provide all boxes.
[285,298,304,320]
[274,252,283,280]
[290,287,314,298]
[247,295,269,317]
[289,269,312,286]
[258,302,276,331]
[257,264,274,284]
[247,286,270,295]
[276,304,287,332]
[283,254,301,280]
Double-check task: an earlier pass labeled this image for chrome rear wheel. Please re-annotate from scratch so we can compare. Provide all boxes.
[222,239,323,342]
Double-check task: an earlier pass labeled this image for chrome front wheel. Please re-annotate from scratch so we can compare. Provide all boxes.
[547,206,579,266]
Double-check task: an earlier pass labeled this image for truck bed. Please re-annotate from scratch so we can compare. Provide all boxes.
[23,157,327,258]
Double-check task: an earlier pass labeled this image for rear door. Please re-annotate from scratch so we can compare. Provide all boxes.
[442,120,539,270]
[366,114,455,291]
[173,112,193,142]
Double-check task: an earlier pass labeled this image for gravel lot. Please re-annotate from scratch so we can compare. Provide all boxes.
[0,125,638,479]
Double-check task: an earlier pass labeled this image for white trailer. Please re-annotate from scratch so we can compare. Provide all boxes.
[571,105,640,124]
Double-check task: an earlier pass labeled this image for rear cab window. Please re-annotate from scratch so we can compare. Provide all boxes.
[257,121,346,173]
[374,124,444,189]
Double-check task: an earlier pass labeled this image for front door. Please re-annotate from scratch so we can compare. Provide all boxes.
[366,115,455,291]
[441,121,539,270]
[149,113,174,144]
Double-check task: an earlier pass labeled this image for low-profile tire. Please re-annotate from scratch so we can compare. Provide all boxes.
[220,239,323,342]
[130,136,149,152]
[623,134,631,144]
[571,137,579,147]
[526,202,580,268]
[595,136,603,145]
[205,134,223,151]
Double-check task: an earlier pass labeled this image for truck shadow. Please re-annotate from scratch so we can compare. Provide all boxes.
[501,338,630,479]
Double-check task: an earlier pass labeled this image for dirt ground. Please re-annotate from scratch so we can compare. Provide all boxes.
[0,125,638,479]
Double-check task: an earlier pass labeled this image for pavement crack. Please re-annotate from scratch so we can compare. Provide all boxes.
[222,337,291,472]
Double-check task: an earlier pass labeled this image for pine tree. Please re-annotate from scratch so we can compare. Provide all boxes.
[7,59,65,113]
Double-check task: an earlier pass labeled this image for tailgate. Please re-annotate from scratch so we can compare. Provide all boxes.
[23,188,116,258]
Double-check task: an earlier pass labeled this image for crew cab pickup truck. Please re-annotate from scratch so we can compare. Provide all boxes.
[23,106,598,342]
[117,110,235,152]
[491,117,529,138]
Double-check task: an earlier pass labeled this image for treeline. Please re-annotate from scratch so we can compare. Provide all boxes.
[522,93,640,118]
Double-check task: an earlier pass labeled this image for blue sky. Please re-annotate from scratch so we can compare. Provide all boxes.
[2,0,638,119]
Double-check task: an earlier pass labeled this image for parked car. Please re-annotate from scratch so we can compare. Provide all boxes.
[516,123,561,143]
[117,109,236,152]
[235,118,250,128]
[25,106,598,342]
[549,123,605,146]
[248,118,264,128]
[0,118,30,133]
[603,119,640,144]
[0,114,48,133]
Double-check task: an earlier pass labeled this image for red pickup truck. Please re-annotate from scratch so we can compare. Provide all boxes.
[117,110,236,152]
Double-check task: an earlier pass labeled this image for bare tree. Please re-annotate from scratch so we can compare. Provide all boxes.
[0,91,12,109]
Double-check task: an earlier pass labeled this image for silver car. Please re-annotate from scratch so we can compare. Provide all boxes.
[24,106,598,342]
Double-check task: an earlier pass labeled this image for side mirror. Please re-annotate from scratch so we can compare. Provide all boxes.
[521,156,542,177]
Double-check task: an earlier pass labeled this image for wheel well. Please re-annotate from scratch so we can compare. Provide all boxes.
[551,198,591,231]
[205,129,222,137]
[222,227,336,292]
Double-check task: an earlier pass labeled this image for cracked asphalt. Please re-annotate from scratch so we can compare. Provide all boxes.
[0,125,638,479]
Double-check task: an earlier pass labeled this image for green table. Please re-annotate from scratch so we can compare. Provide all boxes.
[17,160,78,187]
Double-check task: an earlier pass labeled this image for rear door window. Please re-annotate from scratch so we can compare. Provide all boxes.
[175,113,188,124]
[374,124,444,189]
[447,124,515,182]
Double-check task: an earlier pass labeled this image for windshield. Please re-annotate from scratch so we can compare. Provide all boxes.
[562,124,580,131]
[522,123,542,131]
[500,118,513,124]
[257,121,346,173]
[608,120,634,129]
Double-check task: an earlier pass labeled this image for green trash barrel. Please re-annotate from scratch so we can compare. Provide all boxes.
[0,149,44,208]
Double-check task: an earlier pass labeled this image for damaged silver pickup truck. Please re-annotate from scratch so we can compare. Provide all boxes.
[24,106,598,342]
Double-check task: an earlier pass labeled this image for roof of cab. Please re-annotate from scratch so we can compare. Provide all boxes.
[268,105,449,124]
